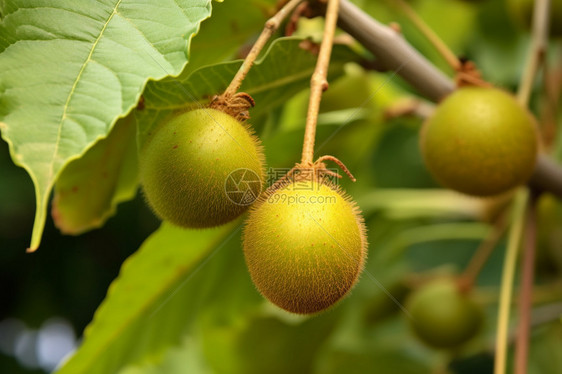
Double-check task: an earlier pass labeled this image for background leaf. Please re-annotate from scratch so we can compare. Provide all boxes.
[55,221,244,374]
[0,0,212,251]
[51,112,138,234]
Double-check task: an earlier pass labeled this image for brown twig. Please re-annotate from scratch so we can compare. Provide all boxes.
[391,0,461,71]
[540,47,562,147]
[458,213,509,293]
[514,192,539,374]
[301,0,340,165]
[315,155,356,181]
[222,0,304,98]
[517,0,551,106]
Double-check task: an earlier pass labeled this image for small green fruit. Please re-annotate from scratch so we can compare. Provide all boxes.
[407,279,484,349]
[420,86,538,196]
[243,177,367,314]
[140,108,264,228]
[507,0,562,37]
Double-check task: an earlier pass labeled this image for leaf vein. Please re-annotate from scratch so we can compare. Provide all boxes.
[48,0,123,181]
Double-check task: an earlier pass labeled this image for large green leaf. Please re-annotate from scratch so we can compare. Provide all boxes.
[136,38,360,145]
[51,112,138,234]
[48,0,276,236]
[55,221,245,374]
[0,0,213,251]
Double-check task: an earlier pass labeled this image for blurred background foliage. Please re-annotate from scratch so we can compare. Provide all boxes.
[1,0,562,373]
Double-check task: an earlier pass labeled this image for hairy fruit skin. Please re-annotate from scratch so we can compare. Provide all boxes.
[140,108,264,228]
[407,279,483,349]
[420,86,538,196]
[243,178,367,314]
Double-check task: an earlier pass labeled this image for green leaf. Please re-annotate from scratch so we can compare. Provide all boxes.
[314,348,431,374]
[136,38,360,146]
[52,112,138,234]
[184,0,278,73]
[358,189,485,219]
[0,0,212,251]
[118,335,212,374]
[55,221,244,374]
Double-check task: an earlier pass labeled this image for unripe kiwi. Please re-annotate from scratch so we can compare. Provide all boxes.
[243,177,367,314]
[140,108,264,228]
[420,86,538,197]
[407,279,484,349]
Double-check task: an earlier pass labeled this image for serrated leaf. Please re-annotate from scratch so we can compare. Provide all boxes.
[52,112,138,234]
[49,0,276,236]
[0,0,213,251]
[136,38,360,145]
[55,221,244,374]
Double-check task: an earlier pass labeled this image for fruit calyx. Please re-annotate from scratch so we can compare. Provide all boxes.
[269,155,357,194]
[210,92,255,122]
[454,58,491,88]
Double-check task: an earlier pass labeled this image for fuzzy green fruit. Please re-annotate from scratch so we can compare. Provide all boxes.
[407,279,483,349]
[420,86,538,196]
[140,108,264,228]
[507,0,562,36]
[243,177,367,314]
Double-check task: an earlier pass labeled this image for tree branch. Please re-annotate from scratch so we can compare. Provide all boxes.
[337,0,454,102]
[337,0,562,200]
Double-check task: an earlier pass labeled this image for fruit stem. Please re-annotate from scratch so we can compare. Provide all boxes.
[316,155,356,181]
[494,189,529,374]
[458,212,509,293]
[389,0,461,71]
[222,0,305,98]
[514,192,538,374]
[517,0,551,106]
[301,0,341,165]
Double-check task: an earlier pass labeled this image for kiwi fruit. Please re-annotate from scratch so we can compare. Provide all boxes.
[140,108,264,228]
[420,86,538,196]
[407,279,484,348]
[243,176,367,314]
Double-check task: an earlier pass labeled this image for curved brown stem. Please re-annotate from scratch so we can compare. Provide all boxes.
[315,155,356,182]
